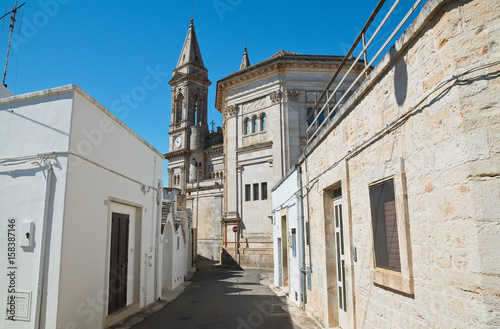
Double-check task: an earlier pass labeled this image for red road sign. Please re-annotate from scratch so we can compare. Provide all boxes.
[232,226,238,233]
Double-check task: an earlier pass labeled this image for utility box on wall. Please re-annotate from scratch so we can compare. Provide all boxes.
[20,221,34,249]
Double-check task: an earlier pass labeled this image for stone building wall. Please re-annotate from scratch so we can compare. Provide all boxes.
[186,183,224,261]
[299,0,500,327]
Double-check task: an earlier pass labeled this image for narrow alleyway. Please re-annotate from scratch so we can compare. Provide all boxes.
[128,260,316,329]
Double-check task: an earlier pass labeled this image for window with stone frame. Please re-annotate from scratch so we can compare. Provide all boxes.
[369,178,401,272]
[244,118,250,135]
[252,115,258,133]
[245,184,251,202]
[253,183,259,201]
[368,172,414,295]
[260,113,267,131]
[261,182,268,200]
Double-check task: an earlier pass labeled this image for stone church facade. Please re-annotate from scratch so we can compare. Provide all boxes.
[165,19,365,267]
[165,19,224,261]
[216,51,366,267]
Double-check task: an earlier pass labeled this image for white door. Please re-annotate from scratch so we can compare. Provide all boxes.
[334,197,348,327]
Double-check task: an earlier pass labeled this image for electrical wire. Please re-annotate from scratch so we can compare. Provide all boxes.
[0,151,159,193]
[297,60,500,195]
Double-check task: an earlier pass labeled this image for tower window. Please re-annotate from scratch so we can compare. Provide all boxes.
[261,113,267,131]
[175,94,184,123]
[194,94,201,125]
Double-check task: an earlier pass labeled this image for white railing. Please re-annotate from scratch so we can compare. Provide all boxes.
[306,0,425,143]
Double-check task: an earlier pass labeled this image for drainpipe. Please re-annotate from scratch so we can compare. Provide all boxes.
[155,179,162,299]
[297,166,307,309]
[34,164,54,329]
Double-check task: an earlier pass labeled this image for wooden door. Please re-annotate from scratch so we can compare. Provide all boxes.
[108,212,129,315]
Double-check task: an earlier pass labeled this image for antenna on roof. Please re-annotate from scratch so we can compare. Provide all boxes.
[0,0,26,87]
[244,28,246,47]
[192,0,194,20]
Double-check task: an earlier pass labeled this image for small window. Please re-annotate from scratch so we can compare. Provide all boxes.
[253,183,259,201]
[177,236,180,250]
[261,113,267,131]
[306,107,314,126]
[261,182,268,200]
[291,228,297,257]
[369,178,401,272]
[245,184,251,202]
[252,116,258,133]
[317,110,325,126]
[244,118,250,135]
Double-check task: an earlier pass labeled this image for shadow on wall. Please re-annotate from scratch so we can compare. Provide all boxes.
[219,248,240,268]
[394,58,408,106]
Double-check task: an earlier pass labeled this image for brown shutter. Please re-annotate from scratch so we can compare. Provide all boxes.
[108,213,129,314]
[384,201,400,270]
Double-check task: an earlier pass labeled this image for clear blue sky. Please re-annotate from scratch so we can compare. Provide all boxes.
[0,0,423,183]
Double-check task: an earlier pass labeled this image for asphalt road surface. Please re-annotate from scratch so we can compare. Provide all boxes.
[130,260,302,329]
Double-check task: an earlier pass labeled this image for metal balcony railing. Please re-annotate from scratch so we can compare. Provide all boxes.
[306,0,425,143]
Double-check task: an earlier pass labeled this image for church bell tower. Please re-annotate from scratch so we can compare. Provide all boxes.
[166,19,211,192]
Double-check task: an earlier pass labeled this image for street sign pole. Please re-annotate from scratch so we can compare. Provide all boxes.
[233,226,238,264]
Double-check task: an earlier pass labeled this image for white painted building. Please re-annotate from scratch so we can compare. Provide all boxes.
[271,168,305,307]
[0,85,165,328]
[160,188,194,292]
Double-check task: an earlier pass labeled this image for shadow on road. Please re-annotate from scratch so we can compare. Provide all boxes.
[131,260,298,329]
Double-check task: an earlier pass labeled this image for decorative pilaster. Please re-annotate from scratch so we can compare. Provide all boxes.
[167,168,174,187]
[180,167,186,194]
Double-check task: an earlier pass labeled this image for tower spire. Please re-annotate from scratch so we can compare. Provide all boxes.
[240,47,251,70]
[176,18,205,70]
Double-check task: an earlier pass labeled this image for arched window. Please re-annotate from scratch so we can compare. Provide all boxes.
[175,93,184,123]
[260,113,267,131]
[252,115,258,133]
[193,93,201,125]
[244,118,250,135]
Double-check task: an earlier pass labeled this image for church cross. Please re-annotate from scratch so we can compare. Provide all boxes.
[210,120,215,132]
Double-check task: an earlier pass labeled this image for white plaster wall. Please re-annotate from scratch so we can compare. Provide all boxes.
[0,92,73,329]
[160,208,192,292]
[57,90,163,329]
[171,224,188,290]
[241,163,273,235]
[272,170,302,307]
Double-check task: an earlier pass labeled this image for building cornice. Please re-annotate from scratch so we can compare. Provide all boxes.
[204,144,223,155]
[215,54,366,112]
[164,149,191,160]
[236,141,273,154]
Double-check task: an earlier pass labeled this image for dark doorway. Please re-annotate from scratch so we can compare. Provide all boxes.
[108,212,130,315]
